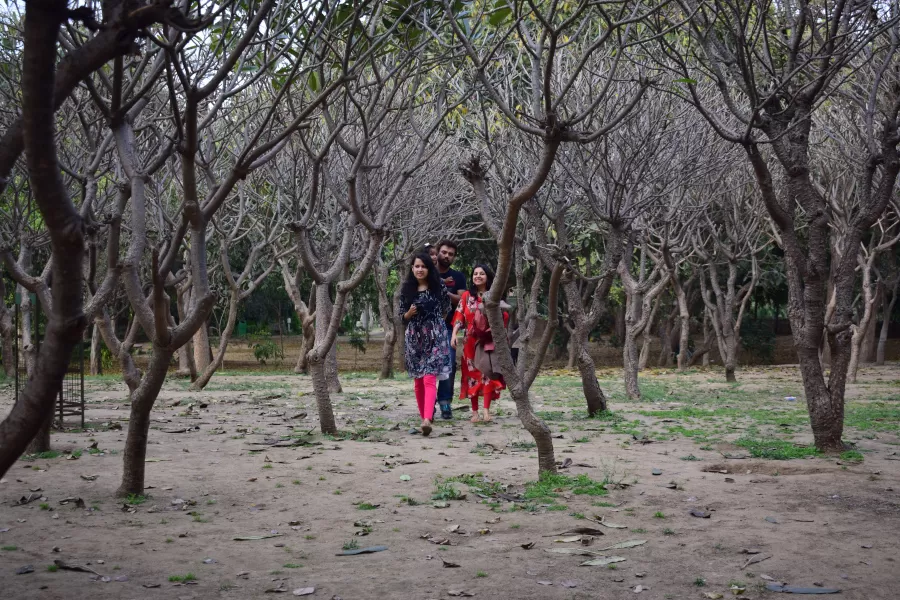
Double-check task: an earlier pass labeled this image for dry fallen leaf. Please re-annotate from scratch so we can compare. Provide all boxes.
[521,542,535,550]
[447,590,475,597]
[441,558,460,568]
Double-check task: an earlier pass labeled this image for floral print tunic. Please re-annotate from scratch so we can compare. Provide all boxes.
[398,285,452,379]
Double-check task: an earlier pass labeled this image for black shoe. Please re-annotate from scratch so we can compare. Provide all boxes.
[438,402,453,420]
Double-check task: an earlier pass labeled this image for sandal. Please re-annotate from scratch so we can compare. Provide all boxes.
[421,420,432,436]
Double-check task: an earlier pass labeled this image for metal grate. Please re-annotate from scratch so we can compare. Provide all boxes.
[11,288,85,428]
[56,338,85,428]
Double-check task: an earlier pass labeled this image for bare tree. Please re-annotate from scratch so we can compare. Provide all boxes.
[663,1,900,450]
[693,178,765,382]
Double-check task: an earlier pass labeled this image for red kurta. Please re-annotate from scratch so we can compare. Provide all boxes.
[452,290,509,405]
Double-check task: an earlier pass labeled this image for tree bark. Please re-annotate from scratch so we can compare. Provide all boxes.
[0,278,14,378]
[375,262,399,379]
[117,350,173,496]
[0,0,87,478]
[175,286,196,379]
[191,291,240,390]
[192,321,211,373]
[89,324,102,376]
[876,277,898,366]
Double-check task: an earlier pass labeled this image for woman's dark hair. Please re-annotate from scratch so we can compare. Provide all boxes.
[468,263,495,295]
[401,253,443,301]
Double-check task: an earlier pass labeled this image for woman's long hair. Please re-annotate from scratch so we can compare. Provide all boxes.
[468,263,495,296]
[401,253,443,300]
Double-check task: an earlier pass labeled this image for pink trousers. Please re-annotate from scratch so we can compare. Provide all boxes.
[414,375,437,421]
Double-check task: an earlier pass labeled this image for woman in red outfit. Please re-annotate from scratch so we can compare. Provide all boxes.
[451,264,509,423]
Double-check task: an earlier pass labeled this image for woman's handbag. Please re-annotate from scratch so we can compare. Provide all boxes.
[474,342,497,379]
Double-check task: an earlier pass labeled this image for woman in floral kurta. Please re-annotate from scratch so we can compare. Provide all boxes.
[451,265,509,422]
[398,254,451,435]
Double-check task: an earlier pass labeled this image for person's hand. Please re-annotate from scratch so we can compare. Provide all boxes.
[443,276,454,287]
[405,305,418,320]
[450,331,458,349]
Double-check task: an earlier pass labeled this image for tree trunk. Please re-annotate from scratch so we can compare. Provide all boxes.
[193,321,211,373]
[175,288,196,378]
[623,328,641,400]
[860,281,881,364]
[798,345,845,452]
[308,356,338,434]
[21,289,52,454]
[876,278,898,366]
[0,295,14,378]
[614,304,625,343]
[89,323,102,375]
[375,263,398,379]
[191,290,240,390]
[702,309,711,367]
[566,332,578,369]
[675,292,690,372]
[723,333,738,382]
[314,287,341,393]
[117,349,174,496]
[577,342,607,414]
[0,1,88,478]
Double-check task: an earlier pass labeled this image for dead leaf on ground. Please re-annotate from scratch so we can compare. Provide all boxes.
[537,581,553,586]
[448,590,475,597]
[590,516,627,529]
[15,493,40,506]
[551,527,605,537]
[292,587,315,596]
[544,548,600,556]
[741,554,771,570]
[233,534,283,541]
[560,581,577,588]
[521,542,535,549]
[690,509,711,518]
[441,558,460,568]
[703,593,724,599]
[598,539,646,551]
[580,556,627,567]
[53,560,101,576]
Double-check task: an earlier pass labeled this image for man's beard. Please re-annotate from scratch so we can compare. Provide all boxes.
[438,256,452,269]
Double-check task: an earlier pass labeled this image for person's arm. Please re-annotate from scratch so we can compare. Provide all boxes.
[450,292,466,348]
[398,294,417,322]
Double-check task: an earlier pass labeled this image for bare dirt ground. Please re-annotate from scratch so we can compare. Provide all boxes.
[1,364,898,600]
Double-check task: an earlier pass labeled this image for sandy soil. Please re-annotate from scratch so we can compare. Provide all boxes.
[1,365,898,600]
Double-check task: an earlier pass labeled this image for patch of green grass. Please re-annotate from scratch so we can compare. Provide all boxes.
[570,512,585,519]
[262,464,273,469]
[168,573,197,583]
[653,511,665,519]
[356,503,378,511]
[840,450,864,463]
[735,437,821,460]
[663,527,675,535]
[39,503,50,510]
[292,480,301,485]
[283,563,302,569]
[342,539,359,551]
[444,473,505,497]
[476,571,488,578]
[125,493,149,505]
[694,577,706,587]
[304,535,316,540]
[592,501,617,508]
[2,545,17,551]
[680,454,700,461]
[401,496,421,506]
[47,564,59,572]
[524,472,608,503]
